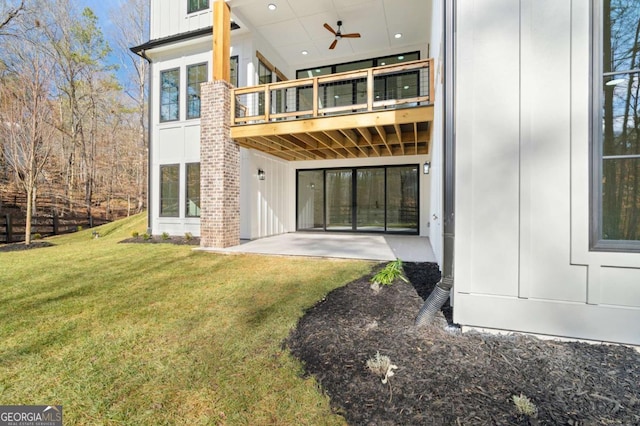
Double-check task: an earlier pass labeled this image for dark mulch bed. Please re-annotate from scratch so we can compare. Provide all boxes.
[286,262,640,425]
[119,236,200,246]
[0,241,55,252]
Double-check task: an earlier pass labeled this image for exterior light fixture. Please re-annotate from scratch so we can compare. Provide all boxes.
[268,3,277,11]
[301,50,309,55]
[394,33,402,39]
[398,55,405,60]
[258,169,265,180]
[423,162,431,175]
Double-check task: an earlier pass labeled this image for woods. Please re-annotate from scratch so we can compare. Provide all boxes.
[0,0,148,243]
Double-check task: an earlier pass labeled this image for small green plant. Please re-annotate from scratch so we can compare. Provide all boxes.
[33,233,42,240]
[131,231,139,239]
[142,233,151,241]
[512,393,537,417]
[371,259,408,286]
[184,232,193,242]
[161,232,170,241]
[76,225,83,232]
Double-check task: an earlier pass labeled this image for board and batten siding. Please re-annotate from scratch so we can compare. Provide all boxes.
[453,0,640,345]
[151,0,212,40]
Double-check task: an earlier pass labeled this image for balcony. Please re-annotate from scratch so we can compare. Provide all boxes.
[230,59,434,161]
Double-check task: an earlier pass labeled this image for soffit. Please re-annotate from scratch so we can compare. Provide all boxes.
[228,0,432,69]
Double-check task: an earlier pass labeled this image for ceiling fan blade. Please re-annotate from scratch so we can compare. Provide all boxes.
[329,39,338,50]
[341,33,361,38]
[323,23,337,35]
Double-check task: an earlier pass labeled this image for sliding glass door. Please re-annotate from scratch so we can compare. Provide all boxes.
[326,169,353,230]
[296,165,419,234]
[356,168,385,231]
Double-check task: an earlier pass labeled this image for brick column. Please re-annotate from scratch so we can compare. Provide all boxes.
[200,80,240,248]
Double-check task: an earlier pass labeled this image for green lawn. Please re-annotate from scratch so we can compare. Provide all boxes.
[0,214,371,425]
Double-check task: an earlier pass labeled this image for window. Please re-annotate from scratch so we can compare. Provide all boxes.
[186,163,200,217]
[257,60,272,116]
[187,63,207,119]
[230,56,239,87]
[188,0,209,14]
[160,68,180,122]
[594,0,640,249]
[160,164,180,217]
[296,52,421,112]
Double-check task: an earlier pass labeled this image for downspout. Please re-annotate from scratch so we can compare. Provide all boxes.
[130,47,153,234]
[416,0,456,326]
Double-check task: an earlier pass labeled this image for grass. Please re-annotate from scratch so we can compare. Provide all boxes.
[0,214,371,425]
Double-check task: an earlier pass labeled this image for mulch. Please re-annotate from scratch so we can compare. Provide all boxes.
[286,262,640,425]
[0,241,55,252]
[119,236,200,246]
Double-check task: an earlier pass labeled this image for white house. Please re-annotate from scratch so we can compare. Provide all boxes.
[133,0,640,346]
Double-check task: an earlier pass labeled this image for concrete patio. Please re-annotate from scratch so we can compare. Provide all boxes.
[199,232,437,263]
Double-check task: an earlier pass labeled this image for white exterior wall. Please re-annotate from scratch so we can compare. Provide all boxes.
[150,0,212,40]
[454,0,640,345]
[240,149,292,240]
[149,42,211,237]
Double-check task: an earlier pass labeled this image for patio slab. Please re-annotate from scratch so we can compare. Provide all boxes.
[198,232,437,263]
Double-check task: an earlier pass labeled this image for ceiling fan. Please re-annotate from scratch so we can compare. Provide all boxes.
[323,20,361,50]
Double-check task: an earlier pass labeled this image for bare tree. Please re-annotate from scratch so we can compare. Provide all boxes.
[0,0,25,35]
[0,33,55,244]
[110,0,149,213]
[39,0,113,217]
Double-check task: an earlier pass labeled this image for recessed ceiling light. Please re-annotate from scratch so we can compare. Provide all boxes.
[403,85,410,90]
[380,62,386,65]
[334,95,340,99]
[301,50,308,55]
[394,33,402,39]
[268,3,277,11]
[398,55,404,60]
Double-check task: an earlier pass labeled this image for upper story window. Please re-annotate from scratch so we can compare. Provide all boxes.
[188,0,209,14]
[593,0,640,250]
[230,56,239,87]
[160,68,180,122]
[187,63,207,119]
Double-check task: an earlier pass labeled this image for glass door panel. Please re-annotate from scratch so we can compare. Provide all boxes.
[357,168,385,231]
[386,166,418,232]
[297,170,325,230]
[326,169,353,230]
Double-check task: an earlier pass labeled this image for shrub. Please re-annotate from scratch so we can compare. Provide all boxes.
[371,259,408,286]
[184,232,193,242]
[512,393,537,417]
[33,233,42,240]
[76,225,83,232]
[142,233,151,241]
[161,232,170,241]
[131,231,140,239]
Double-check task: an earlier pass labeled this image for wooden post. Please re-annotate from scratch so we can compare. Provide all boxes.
[5,214,12,244]
[213,0,230,83]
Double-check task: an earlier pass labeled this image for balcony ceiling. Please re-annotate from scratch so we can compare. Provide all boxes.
[228,0,432,71]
